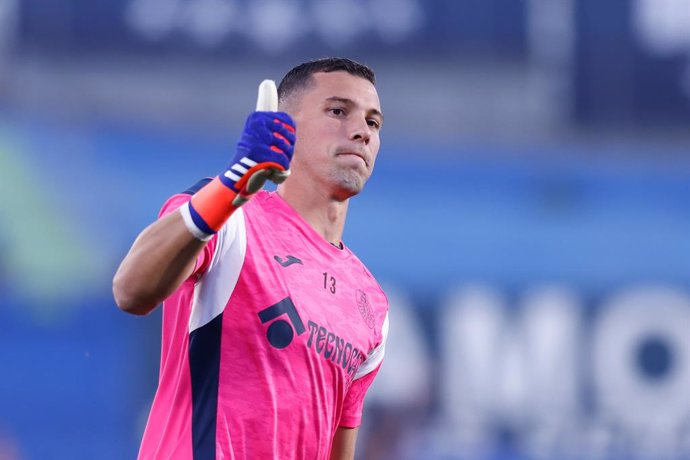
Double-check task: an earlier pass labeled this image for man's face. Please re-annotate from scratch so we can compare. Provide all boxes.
[284,71,383,200]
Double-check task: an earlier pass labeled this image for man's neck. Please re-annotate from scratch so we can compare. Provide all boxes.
[277,183,349,247]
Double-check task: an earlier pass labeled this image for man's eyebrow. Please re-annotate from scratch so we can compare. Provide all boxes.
[325,96,384,122]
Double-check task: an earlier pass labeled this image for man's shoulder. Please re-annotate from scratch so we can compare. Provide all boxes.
[344,250,388,309]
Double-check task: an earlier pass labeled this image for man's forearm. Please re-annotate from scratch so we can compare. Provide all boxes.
[113,210,205,315]
[330,426,358,460]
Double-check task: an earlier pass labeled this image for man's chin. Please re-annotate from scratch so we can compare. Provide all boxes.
[330,175,368,201]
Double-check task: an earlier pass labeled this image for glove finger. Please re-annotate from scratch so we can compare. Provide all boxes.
[272,112,296,130]
[270,137,294,159]
[268,168,291,184]
[273,122,296,146]
[245,169,270,194]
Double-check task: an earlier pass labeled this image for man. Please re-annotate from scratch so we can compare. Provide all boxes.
[113,57,389,460]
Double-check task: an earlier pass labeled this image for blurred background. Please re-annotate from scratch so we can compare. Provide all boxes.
[1,0,690,458]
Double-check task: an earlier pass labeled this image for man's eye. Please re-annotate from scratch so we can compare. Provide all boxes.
[367,119,380,129]
[330,108,345,116]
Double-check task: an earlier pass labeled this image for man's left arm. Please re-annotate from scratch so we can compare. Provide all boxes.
[331,311,389,457]
[330,427,359,460]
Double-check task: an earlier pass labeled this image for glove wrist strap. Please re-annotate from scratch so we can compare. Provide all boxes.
[180,176,239,241]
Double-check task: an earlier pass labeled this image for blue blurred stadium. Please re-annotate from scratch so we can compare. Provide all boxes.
[1,0,690,458]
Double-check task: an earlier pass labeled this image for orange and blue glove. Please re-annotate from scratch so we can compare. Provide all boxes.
[180,81,295,241]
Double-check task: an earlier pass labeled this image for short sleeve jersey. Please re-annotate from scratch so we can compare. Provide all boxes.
[137,187,389,460]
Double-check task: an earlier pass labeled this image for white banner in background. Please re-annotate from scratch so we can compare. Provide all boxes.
[593,286,690,457]
[634,0,690,98]
[427,283,690,460]
[125,0,424,52]
[634,0,690,55]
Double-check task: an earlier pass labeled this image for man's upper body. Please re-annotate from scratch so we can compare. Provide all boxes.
[113,58,388,460]
[138,188,388,459]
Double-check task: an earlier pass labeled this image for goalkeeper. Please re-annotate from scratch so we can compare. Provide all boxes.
[113,57,389,460]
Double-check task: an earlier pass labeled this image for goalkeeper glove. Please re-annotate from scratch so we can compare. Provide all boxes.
[180,110,296,241]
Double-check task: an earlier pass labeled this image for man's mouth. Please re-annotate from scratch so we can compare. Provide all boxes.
[337,151,368,166]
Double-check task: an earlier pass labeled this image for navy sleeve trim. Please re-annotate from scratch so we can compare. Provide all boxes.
[182,178,213,196]
[189,312,223,459]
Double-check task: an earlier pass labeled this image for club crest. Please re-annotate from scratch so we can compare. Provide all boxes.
[356,289,375,329]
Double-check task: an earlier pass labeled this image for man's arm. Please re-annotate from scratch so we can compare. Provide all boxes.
[113,80,295,316]
[332,315,389,458]
[113,210,205,315]
[330,426,359,460]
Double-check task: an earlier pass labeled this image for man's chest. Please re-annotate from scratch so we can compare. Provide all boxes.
[221,229,384,384]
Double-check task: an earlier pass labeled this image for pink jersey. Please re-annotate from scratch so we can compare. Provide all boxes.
[138,186,389,460]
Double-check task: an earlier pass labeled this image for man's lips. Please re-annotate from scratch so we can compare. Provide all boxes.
[336,151,368,166]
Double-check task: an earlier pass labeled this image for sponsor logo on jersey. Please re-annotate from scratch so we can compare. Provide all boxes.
[306,320,366,382]
[258,297,366,382]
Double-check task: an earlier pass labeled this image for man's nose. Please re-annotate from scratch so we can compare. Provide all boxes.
[349,117,371,145]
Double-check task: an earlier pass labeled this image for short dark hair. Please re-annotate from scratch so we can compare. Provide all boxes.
[278,57,376,103]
